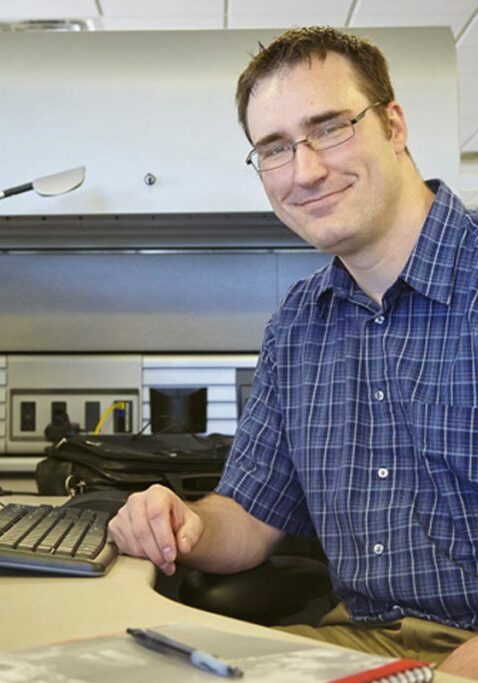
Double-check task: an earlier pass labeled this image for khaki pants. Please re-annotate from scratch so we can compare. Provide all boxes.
[277,603,476,666]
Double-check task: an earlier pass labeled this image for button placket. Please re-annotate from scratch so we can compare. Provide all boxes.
[364,309,391,566]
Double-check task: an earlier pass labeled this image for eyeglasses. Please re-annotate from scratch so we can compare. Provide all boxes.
[246,101,385,173]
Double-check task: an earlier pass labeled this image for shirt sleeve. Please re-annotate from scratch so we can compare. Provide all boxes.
[215,318,315,538]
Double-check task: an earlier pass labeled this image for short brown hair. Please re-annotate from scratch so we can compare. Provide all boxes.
[236,26,395,142]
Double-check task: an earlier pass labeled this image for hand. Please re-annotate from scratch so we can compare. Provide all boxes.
[108,484,204,575]
[438,634,478,681]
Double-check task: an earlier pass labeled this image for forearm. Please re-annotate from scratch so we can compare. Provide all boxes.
[108,485,284,576]
[180,493,285,573]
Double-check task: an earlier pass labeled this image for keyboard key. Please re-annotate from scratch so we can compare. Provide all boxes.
[0,506,52,548]
[0,503,118,576]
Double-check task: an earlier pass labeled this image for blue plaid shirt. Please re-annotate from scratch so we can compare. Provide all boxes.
[217,180,478,630]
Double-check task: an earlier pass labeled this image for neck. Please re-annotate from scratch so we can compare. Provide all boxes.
[341,172,435,306]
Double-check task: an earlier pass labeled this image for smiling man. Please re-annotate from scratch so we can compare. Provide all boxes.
[109,27,478,678]
[241,40,434,303]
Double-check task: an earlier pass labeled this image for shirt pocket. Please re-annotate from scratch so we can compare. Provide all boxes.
[409,401,478,573]
[410,402,478,485]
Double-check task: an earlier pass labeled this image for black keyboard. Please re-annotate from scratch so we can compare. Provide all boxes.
[0,503,118,577]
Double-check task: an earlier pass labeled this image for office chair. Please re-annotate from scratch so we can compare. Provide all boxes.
[178,535,337,626]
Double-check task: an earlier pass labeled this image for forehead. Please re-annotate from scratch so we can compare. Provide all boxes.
[246,52,365,142]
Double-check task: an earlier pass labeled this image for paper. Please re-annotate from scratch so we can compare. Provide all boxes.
[0,622,425,683]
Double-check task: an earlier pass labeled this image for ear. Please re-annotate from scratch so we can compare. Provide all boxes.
[385,101,408,154]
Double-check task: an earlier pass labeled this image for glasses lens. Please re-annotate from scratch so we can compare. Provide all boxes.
[309,121,354,151]
[257,143,294,171]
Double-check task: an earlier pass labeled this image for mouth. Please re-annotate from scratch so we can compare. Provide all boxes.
[294,184,352,208]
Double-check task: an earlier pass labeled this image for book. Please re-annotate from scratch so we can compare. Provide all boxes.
[0,622,434,682]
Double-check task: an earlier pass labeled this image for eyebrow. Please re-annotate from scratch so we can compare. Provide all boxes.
[252,108,352,149]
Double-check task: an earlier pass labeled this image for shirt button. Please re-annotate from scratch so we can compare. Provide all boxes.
[374,315,385,325]
[377,468,389,479]
[373,543,384,555]
[374,390,385,401]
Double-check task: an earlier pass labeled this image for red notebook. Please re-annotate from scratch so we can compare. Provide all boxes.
[331,658,434,683]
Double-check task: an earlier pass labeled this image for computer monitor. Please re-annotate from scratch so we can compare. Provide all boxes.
[149,386,207,433]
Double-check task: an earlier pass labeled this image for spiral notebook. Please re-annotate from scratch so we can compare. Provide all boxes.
[0,622,434,682]
[235,650,434,683]
[331,659,434,683]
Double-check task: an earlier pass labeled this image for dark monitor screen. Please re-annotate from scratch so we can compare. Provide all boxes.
[149,386,207,433]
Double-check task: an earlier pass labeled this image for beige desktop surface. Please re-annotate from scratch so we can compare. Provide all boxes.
[0,496,471,682]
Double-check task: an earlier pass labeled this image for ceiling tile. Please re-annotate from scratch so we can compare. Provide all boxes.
[228,0,351,28]
[350,0,478,37]
[456,10,478,45]
[100,0,223,18]
[352,0,477,13]
[0,1,99,19]
[94,15,223,30]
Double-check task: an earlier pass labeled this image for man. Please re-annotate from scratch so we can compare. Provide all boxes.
[109,27,478,677]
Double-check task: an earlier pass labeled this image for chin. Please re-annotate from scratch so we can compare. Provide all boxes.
[294,218,353,253]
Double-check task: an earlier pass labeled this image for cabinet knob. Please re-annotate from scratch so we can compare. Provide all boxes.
[144,173,157,186]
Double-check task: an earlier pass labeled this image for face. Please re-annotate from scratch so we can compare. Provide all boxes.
[246,53,408,257]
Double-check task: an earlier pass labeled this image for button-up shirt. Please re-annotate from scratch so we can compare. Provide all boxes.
[216,180,478,630]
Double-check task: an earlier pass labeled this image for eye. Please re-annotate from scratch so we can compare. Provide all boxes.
[310,121,349,141]
[259,142,291,160]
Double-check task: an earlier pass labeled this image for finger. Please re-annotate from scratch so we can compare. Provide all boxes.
[159,561,177,576]
[126,489,172,566]
[108,506,148,559]
[175,509,204,555]
[144,488,180,564]
[109,491,166,566]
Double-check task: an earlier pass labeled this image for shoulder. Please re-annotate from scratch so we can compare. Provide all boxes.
[425,181,478,272]
[276,262,330,321]
[464,206,478,237]
[431,179,478,241]
[456,200,478,265]
[262,261,331,353]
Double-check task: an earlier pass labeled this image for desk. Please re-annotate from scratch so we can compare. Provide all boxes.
[0,496,470,682]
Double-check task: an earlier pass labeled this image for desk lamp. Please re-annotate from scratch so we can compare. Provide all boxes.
[0,166,86,200]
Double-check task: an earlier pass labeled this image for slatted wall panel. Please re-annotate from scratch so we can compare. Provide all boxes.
[142,355,258,435]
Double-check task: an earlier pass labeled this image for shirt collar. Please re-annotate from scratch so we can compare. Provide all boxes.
[317,256,353,301]
[315,180,467,307]
[400,180,466,305]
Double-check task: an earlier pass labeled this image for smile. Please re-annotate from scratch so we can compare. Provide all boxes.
[295,184,352,207]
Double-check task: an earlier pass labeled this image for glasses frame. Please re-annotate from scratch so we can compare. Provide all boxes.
[246,100,386,173]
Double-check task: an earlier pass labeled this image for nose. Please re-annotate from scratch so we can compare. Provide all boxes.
[292,141,328,186]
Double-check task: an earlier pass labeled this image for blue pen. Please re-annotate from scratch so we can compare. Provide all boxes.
[126,628,244,678]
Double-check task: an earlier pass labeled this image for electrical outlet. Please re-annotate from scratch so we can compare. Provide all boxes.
[10,390,139,441]
[20,402,36,432]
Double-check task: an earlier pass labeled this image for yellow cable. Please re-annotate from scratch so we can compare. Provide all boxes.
[93,401,126,435]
